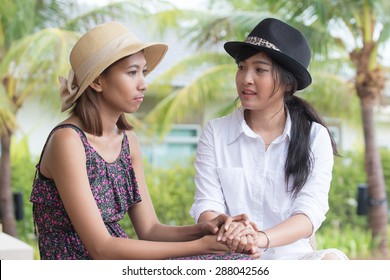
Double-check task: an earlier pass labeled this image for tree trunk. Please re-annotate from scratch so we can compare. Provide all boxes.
[0,128,17,237]
[360,97,388,258]
[351,39,388,258]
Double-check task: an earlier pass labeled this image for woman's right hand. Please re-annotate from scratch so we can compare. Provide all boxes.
[201,235,230,254]
[201,235,261,259]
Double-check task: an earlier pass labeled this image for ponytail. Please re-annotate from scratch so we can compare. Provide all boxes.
[285,95,339,197]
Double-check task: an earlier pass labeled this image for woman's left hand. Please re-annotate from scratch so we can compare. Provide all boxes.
[201,213,251,235]
[225,224,258,253]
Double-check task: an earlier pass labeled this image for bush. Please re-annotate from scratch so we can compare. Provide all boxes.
[10,136,39,259]
[119,159,197,238]
[11,135,390,258]
[315,224,388,259]
[323,148,390,230]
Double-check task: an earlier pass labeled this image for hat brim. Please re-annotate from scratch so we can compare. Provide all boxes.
[70,42,168,109]
[224,41,311,90]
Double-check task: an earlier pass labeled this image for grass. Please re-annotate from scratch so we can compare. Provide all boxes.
[316,225,389,259]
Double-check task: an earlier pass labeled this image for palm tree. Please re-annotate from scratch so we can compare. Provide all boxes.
[147,0,389,257]
[0,0,173,237]
[146,1,360,131]
[252,0,389,258]
[0,0,82,237]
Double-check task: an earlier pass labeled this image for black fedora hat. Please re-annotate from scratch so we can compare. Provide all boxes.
[224,18,312,90]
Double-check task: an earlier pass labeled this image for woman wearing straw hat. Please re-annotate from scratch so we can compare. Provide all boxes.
[190,18,348,260]
[30,22,257,260]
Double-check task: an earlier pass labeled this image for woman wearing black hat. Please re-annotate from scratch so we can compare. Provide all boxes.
[190,18,348,260]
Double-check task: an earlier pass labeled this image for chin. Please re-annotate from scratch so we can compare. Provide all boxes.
[125,105,141,114]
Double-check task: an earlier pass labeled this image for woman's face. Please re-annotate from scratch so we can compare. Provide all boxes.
[97,51,148,114]
[235,52,285,113]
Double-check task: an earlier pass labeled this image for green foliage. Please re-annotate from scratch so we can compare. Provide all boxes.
[315,224,386,259]
[324,150,367,229]
[119,159,197,239]
[11,135,390,258]
[324,148,390,230]
[146,160,196,226]
[10,136,38,257]
[318,148,390,259]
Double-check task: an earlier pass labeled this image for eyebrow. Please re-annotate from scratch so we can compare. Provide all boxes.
[127,64,148,70]
[252,60,271,66]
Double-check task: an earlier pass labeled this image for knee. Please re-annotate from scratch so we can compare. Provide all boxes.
[321,252,341,260]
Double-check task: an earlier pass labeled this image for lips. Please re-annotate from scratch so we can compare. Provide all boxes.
[134,95,144,102]
[241,88,257,95]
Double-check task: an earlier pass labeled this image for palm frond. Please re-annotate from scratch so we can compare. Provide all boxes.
[64,0,174,33]
[145,63,237,136]
[0,28,79,112]
[148,51,234,95]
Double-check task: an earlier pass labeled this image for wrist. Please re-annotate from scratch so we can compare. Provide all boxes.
[193,223,207,239]
[256,231,271,251]
[199,235,214,253]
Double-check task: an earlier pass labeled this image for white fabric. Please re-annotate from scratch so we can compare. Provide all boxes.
[190,107,345,259]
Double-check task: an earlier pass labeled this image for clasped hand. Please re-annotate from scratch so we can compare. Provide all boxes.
[204,213,261,258]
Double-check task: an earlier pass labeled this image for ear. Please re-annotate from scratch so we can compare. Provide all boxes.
[89,77,103,92]
[285,83,293,93]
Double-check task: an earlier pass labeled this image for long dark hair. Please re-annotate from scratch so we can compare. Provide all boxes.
[272,62,339,197]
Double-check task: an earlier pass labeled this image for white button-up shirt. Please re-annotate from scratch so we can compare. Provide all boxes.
[190,107,334,259]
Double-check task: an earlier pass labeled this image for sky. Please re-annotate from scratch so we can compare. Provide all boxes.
[76,0,390,66]
[78,0,200,9]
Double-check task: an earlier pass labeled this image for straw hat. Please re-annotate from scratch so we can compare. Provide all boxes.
[224,18,312,90]
[59,22,168,112]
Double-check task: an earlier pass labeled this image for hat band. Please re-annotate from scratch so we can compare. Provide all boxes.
[244,36,281,52]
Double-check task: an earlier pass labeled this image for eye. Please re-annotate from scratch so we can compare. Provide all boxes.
[142,69,148,76]
[256,67,267,73]
[128,70,137,76]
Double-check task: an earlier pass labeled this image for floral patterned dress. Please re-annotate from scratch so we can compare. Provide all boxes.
[30,124,251,260]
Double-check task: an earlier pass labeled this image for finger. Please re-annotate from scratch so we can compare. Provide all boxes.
[217,223,227,241]
[226,237,235,252]
[206,222,219,235]
[223,216,234,231]
[210,226,219,234]
[215,214,228,225]
[228,236,241,253]
[249,250,262,259]
[241,225,256,239]
[231,213,249,223]
[245,235,256,251]
[249,221,260,232]
[227,222,247,240]
[234,236,249,253]
[223,222,240,241]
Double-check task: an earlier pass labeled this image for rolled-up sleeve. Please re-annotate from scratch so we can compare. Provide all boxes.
[190,120,227,222]
[289,125,334,232]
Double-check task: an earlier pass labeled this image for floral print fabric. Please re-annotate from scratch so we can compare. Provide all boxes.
[30,124,251,260]
[30,124,141,259]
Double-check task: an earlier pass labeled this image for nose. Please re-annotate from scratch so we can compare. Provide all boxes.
[243,70,254,85]
[138,75,148,92]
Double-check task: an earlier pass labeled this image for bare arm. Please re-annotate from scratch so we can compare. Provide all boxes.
[43,128,229,259]
[199,211,312,255]
[255,214,313,250]
[127,131,226,241]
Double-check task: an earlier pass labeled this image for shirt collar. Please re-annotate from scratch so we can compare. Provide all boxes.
[227,106,292,144]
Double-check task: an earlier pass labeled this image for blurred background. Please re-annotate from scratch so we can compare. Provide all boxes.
[0,0,389,259]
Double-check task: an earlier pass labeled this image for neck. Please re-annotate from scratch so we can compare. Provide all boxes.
[102,117,120,137]
[97,110,121,137]
[244,105,287,142]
